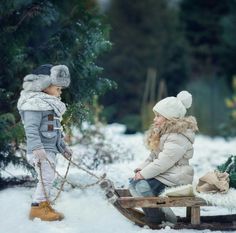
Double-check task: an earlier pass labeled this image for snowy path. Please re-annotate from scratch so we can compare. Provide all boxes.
[1,124,236,233]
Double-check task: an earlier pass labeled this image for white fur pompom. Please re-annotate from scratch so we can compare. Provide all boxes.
[177,90,192,109]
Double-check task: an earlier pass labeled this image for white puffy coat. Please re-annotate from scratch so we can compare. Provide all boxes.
[139,117,198,187]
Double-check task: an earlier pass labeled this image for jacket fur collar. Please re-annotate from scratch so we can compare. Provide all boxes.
[158,116,198,137]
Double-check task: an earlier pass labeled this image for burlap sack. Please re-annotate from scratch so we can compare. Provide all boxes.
[196,171,229,194]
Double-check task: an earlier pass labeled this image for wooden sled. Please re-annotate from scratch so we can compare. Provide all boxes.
[100,180,236,231]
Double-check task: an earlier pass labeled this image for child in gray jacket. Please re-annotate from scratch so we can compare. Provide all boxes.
[17,64,72,221]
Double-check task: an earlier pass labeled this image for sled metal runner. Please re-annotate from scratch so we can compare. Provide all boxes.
[113,188,236,231]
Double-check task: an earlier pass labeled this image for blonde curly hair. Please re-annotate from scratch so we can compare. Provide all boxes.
[144,116,198,151]
[144,124,161,151]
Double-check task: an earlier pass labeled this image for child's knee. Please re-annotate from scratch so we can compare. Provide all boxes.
[135,180,153,196]
[128,179,138,196]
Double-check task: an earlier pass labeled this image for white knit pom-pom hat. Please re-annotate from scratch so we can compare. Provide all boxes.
[153,90,192,119]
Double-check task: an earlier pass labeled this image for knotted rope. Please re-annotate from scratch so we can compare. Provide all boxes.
[38,154,108,204]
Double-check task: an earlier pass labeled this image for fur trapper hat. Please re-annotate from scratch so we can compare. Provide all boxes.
[23,64,70,91]
[153,90,192,119]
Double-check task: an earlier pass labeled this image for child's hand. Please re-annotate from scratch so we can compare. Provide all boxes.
[134,168,142,173]
[134,171,144,180]
[63,147,73,160]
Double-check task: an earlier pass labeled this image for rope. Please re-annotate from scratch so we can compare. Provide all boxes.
[46,158,100,189]
[37,154,107,204]
[62,154,101,179]
[51,156,71,203]
[37,156,72,203]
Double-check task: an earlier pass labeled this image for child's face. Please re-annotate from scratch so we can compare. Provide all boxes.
[153,113,166,127]
[43,85,62,97]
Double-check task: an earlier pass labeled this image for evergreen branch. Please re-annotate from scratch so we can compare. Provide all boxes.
[13,4,43,31]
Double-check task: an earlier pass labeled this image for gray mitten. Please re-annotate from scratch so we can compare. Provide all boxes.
[64,146,73,159]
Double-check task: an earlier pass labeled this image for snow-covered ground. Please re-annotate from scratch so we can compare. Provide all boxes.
[1,123,236,233]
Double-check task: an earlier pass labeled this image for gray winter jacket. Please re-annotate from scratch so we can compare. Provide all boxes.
[20,110,67,154]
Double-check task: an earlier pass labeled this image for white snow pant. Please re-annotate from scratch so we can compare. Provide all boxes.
[27,151,57,203]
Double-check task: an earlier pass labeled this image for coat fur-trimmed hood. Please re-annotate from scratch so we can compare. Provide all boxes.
[158,116,198,136]
[145,116,198,150]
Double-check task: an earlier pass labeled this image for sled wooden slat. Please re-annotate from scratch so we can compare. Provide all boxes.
[111,188,236,230]
[115,188,132,197]
[172,222,236,231]
[191,206,200,225]
[185,214,236,223]
[117,196,207,208]
[111,189,147,227]
[186,206,191,219]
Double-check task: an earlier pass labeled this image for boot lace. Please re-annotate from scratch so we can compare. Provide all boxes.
[41,202,55,214]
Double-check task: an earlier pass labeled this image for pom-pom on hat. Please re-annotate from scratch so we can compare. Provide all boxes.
[22,64,70,91]
[153,91,192,119]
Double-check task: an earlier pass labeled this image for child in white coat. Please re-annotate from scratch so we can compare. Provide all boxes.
[129,90,198,224]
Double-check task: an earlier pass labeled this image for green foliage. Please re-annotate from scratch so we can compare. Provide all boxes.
[180,0,229,78]
[0,0,113,179]
[187,77,230,135]
[0,113,29,176]
[179,0,236,137]
[0,113,17,168]
[217,155,236,188]
[0,0,113,114]
[119,114,141,134]
[219,76,236,137]
[86,95,106,125]
[220,0,236,80]
[100,0,189,132]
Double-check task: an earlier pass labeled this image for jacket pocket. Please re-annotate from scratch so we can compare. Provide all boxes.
[41,131,57,138]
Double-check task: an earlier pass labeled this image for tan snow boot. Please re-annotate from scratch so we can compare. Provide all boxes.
[29,201,64,221]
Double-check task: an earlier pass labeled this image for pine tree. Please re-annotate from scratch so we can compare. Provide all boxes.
[0,0,112,181]
[220,0,236,80]
[100,0,188,132]
[180,0,229,78]
[180,0,232,135]
[220,77,236,137]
